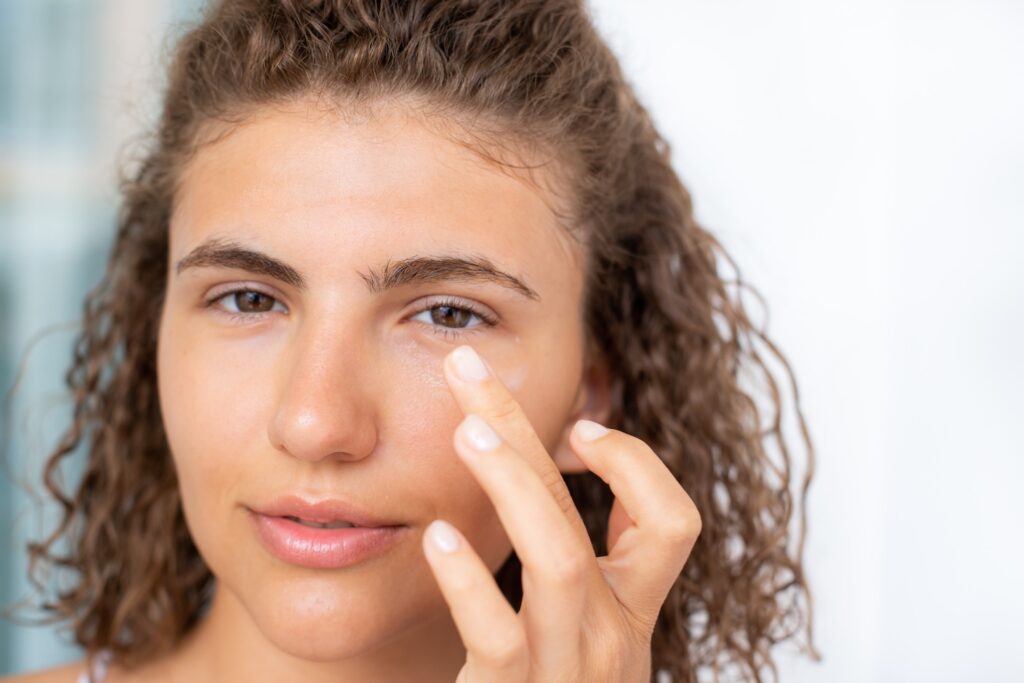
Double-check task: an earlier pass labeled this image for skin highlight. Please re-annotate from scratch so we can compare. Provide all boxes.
[144,97,609,680]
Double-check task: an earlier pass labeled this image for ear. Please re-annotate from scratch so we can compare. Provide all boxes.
[551,345,612,474]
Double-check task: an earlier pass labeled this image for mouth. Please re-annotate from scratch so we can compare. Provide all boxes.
[278,515,357,529]
[250,494,405,529]
[248,510,409,569]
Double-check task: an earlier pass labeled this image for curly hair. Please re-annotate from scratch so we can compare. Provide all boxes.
[11,1,821,680]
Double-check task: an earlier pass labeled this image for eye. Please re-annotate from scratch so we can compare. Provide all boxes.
[207,287,288,320]
[203,289,496,338]
[409,296,499,341]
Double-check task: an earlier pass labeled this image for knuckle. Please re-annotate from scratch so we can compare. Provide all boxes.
[550,487,581,522]
[662,504,702,543]
[478,626,527,667]
[486,393,522,423]
[546,548,590,584]
[538,464,568,491]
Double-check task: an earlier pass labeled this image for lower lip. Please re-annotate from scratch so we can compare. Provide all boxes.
[249,511,408,569]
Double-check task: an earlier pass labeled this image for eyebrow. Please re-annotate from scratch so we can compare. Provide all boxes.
[174,237,540,301]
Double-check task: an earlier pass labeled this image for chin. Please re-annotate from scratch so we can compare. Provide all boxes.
[238,570,435,662]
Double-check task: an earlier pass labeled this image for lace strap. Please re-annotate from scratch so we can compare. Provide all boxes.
[77,649,112,683]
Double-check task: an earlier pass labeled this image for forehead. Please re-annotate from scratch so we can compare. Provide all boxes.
[169,97,583,293]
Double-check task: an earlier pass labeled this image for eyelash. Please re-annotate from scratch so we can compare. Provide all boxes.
[204,288,499,341]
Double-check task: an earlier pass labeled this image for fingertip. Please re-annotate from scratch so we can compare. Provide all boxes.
[425,519,461,555]
[573,419,610,443]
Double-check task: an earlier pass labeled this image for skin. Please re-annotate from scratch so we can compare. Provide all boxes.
[157,95,607,682]
[3,94,702,682]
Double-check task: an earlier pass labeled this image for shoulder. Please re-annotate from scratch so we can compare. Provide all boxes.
[0,660,84,683]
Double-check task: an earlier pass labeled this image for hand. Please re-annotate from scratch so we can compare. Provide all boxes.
[421,345,703,682]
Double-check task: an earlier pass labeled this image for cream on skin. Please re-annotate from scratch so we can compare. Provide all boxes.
[142,96,609,682]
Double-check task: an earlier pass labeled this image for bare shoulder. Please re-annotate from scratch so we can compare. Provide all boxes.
[0,660,83,683]
[3,645,183,683]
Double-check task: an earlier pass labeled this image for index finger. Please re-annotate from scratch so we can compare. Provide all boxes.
[443,344,591,542]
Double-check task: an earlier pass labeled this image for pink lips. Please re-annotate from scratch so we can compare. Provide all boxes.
[253,494,404,528]
[250,513,407,569]
[247,495,408,569]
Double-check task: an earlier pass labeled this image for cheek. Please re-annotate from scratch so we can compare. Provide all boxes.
[481,330,584,453]
[156,320,272,545]
[159,320,276,450]
[377,333,580,569]
[379,339,513,568]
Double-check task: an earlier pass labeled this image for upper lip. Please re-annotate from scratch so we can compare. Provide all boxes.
[250,495,405,528]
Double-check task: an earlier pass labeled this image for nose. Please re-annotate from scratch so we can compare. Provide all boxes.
[267,319,379,463]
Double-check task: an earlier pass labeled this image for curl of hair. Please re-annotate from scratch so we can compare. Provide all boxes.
[17,1,821,680]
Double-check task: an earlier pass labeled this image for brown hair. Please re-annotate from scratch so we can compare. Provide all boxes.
[13,1,821,680]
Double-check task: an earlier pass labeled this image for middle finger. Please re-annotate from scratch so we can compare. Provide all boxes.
[454,412,591,674]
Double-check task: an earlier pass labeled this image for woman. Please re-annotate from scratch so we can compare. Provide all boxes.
[4,0,818,681]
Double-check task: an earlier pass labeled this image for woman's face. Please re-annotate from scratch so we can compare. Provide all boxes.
[156,97,603,664]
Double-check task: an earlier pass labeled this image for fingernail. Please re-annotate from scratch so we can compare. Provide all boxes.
[574,419,609,442]
[461,414,502,451]
[451,345,490,383]
[428,520,460,554]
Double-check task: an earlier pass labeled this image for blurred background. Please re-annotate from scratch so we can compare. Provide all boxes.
[1,0,1021,681]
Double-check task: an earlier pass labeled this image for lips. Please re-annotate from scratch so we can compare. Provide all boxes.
[247,494,408,569]
[280,516,356,529]
[250,494,405,529]
[249,513,408,569]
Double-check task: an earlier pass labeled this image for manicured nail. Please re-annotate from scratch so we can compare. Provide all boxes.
[574,419,609,442]
[450,345,490,383]
[428,519,460,554]
[461,414,502,451]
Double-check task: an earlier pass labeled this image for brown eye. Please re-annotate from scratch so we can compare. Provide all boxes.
[234,290,276,313]
[408,298,496,339]
[430,304,474,328]
[209,288,287,317]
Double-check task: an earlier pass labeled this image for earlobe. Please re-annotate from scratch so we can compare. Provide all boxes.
[551,350,612,474]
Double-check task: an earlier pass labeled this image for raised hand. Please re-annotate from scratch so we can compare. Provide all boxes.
[421,345,702,682]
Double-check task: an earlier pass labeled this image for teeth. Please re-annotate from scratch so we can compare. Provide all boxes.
[283,515,356,529]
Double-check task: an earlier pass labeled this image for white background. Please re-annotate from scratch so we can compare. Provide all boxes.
[586,1,1023,681]
[2,1,1022,680]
